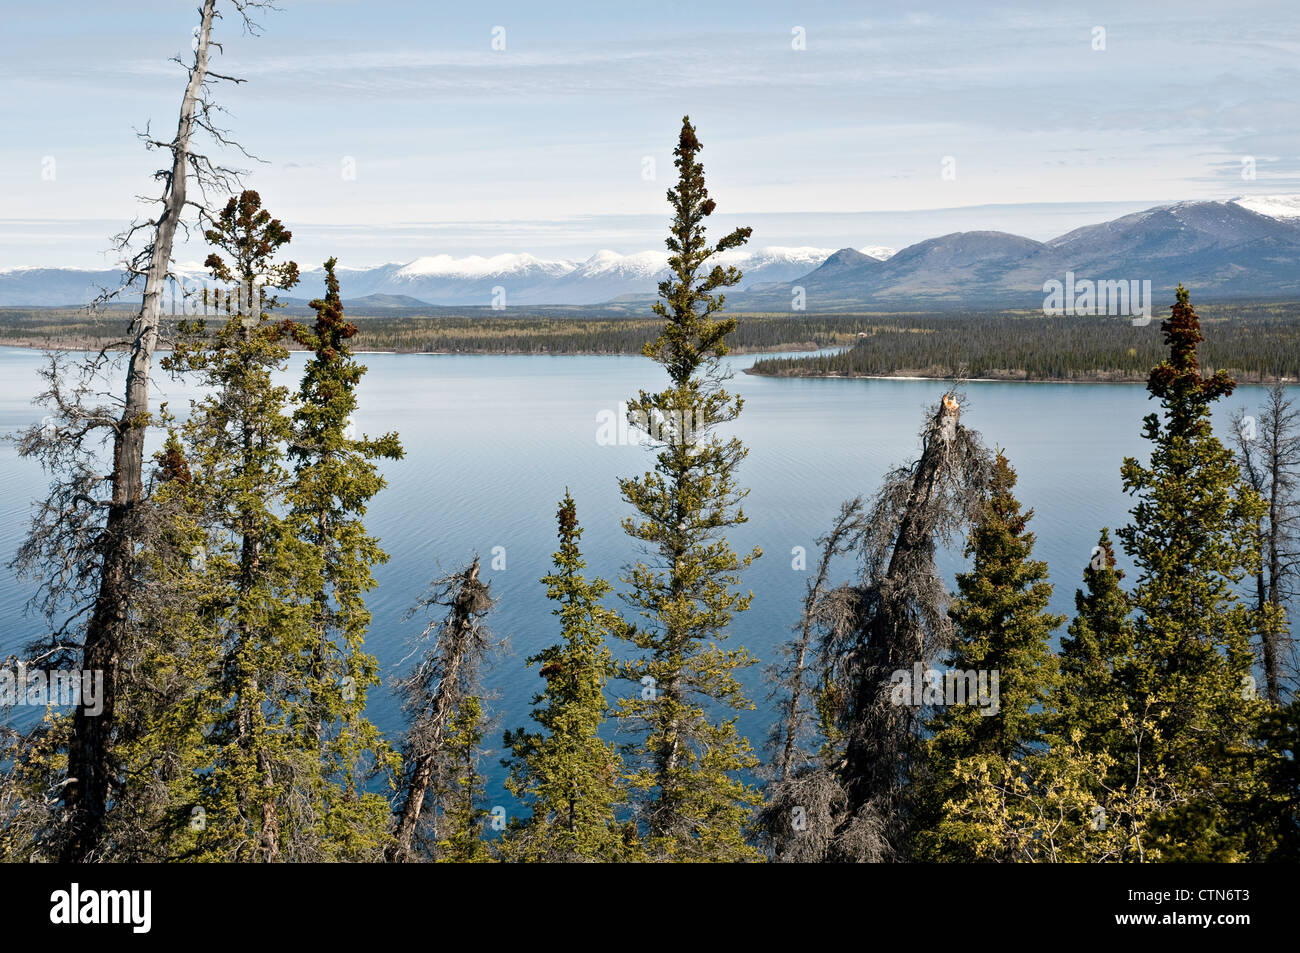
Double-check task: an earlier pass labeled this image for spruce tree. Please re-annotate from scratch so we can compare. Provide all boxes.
[435,697,493,863]
[501,493,631,861]
[146,189,311,860]
[923,529,1159,862]
[916,450,1064,860]
[975,531,1178,864]
[616,116,763,861]
[1054,529,1135,763]
[285,257,404,858]
[1115,285,1266,860]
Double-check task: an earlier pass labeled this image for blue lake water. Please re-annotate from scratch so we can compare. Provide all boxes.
[0,345,1279,809]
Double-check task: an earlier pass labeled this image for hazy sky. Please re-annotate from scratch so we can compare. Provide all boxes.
[2,0,1298,268]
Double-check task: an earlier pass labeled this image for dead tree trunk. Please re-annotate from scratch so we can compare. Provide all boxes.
[388,558,496,862]
[832,394,989,860]
[1262,383,1299,702]
[771,497,865,782]
[61,0,221,863]
[1233,384,1300,704]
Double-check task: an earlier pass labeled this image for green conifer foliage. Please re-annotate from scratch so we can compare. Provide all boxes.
[616,116,763,861]
[285,257,404,858]
[1115,285,1267,860]
[134,193,394,860]
[150,190,308,860]
[917,451,1064,859]
[1055,529,1134,760]
[502,493,633,861]
[435,697,493,863]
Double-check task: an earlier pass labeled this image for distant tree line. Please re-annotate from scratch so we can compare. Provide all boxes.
[7,305,1300,383]
[749,306,1300,382]
[0,310,865,356]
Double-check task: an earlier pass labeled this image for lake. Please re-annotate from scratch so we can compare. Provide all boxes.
[0,345,1277,809]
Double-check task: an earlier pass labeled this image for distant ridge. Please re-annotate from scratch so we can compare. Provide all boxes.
[4,197,1300,310]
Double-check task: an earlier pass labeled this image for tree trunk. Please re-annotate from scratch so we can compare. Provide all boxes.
[388,560,480,862]
[776,499,862,781]
[62,0,219,863]
[1264,406,1284,704]
[840,396,962,845]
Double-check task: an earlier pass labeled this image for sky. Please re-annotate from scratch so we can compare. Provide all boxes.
[2,0,1299,268]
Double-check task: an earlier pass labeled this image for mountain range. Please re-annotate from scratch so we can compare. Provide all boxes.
[0,246,871,310]
[4,196,1300,311]
[733,197,1300,311]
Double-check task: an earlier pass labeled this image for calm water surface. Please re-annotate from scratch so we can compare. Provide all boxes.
[0,346,1275,804]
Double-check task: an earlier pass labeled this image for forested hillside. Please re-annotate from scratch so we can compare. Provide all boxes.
[749,305,1300,382]
[0,310,876,355]
[6,304,1300,383]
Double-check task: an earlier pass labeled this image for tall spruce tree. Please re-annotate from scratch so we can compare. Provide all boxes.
[285,257,404,857]
[501,493,632,861]
[1115,285,1266,860]
[143,190,314,860]
[915,450,1064,860]
[616,116,763,861]
[119,253,400,861]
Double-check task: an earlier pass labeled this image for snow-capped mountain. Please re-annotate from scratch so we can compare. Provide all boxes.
[571,249,668,279]
[375,253,575,304]
[0,247,849,307]
[291,246,845,306]
[1232,194,1300,222]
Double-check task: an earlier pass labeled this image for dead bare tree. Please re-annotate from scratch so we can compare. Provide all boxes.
[388,557,501,862]
[6,0,274,862]
[831,394,989,860]
[767,394,990,862]
[756,394,989,862]
[754,498,865,861]
[767,497,867,783]
[1232,382,1300,703]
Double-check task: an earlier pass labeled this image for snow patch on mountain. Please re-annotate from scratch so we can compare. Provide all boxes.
[1232,194,1300,221]
[574,250,667,278]
[393,253,577,280]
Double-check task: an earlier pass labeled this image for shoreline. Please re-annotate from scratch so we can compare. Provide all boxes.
[0,341,1290,386]
[743,370,1149,385]
[742,369,1297,385]
[0,340,836,358]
